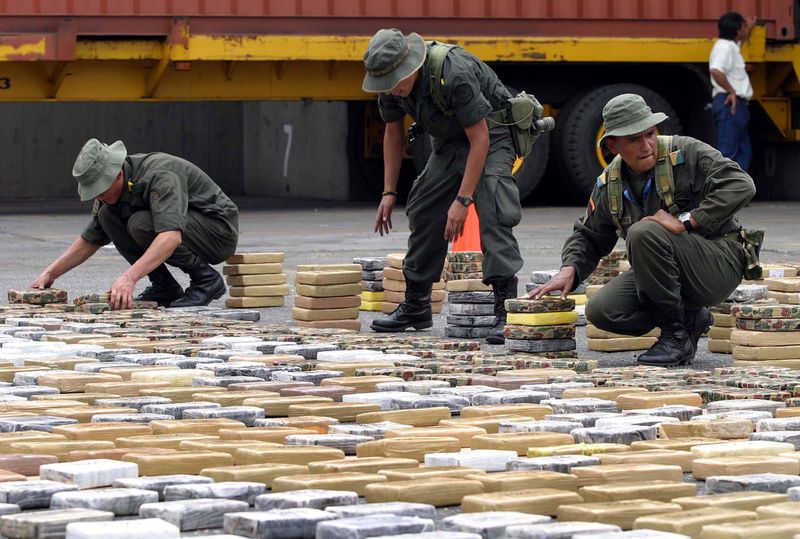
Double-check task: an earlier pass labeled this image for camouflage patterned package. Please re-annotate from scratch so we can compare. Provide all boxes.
[735,318,800,331]
[353,367,432,381]
[505,338,577,353]
[517,357,596,372]
[8,288,68,305]
[446,251,483,263]
[73,293,111,306]
[447,291,495,304]
[503,323,577,340]
[416,373,498,387]
[505,297,575,313]
[444,271,483,281]
[444,325,490,339]
[445,261,483,274]
[731,304,800,320]
[77,302,111,314]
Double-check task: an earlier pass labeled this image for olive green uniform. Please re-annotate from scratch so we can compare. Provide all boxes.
[378,43,524,285]
[563,135,755,335]
[81,152,239,271]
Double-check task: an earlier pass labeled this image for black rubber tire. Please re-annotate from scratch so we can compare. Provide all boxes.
[552,83,683,199]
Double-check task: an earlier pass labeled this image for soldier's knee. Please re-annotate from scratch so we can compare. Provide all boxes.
[585,299,613,332]
[625,219,666,252]
[126,211,155,247]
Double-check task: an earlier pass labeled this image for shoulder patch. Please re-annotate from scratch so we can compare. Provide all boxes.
[698,155,713,175]
[91,200,103,217]
[669,150,684,166]
[596,174,607,187]
[453,83,474,106]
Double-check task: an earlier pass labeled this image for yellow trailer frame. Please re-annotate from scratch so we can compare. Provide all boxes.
[0,26,795,137]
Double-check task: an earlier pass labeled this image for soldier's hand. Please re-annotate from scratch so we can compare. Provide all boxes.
[374,195,396,236]
[445,200,469,242]
[109,274,135,310]
[642,209,685,235]
[527,266,576,301]
[31,271,55,289]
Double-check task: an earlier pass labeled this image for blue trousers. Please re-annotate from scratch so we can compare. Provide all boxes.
[712,93,751,171]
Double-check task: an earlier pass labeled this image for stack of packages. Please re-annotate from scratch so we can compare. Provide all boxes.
[731,300,800,368]
[223,252,288,309]
[709,283,772,354]
[353,257,386,312]
[587,250,630,285]
[292,264,362,331]
[445,251,494,339]
[382,253,445,315]
[527,270,587,326]
[503,297,579,358]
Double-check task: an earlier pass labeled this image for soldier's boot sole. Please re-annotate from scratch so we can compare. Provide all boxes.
[370,320,433,333]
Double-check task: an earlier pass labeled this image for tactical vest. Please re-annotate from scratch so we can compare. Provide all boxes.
[598,135,684,237]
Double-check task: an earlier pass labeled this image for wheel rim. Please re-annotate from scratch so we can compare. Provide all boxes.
[595,126,613,169]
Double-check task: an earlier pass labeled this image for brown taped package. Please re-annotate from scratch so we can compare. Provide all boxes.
[617,391,703,410]
[321,375,404,393]
[116,433,219,450]
[235,446,345,466]
[630,438,724,452]
[462,487,583,515]
[699,518,800,539]
[459,404,552,420]
[356,407,452,428]
[557,499,683,530]
[288,402,381,422]
[124,450,232,475]
[632,507,757,537]
[464,470,578,492]
[378,466,485,482]
[355,437,461,462]
[384,426,487,447]
[570,464,683,488]
[150,419,246,436]
[242,396,334,417]
[8,440,116,461]
[217,427,317,443]
[51,422,152,442]
[471,432,575,456]
[438,415,535,434]
[579,480,696,503]
[365,477,484,506]
[598,449,694,472]
[306,457,418,475]
[659,420,753,440]
[755,501,800,519]
[272,472,387,496]
[200,462,308,487]
[691,456,800,480]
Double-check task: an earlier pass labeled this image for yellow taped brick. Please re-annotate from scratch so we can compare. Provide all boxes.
[507,312,580,326]
[360,300,383,311]
[361,291,384,302]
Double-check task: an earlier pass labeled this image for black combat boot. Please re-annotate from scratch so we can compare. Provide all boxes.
[168,260,226,308]
[371,280,433,332]
[637,320,696,367]
[485,276,519,345]
[684,307,714,350]
[134,264,184,306]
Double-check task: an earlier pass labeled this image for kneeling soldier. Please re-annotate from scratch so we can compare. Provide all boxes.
[32,139,239,309]
[530,94,756,366]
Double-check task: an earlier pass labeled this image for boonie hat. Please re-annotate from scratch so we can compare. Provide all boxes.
[72,138,127,201]
[363,28,427,93]
[598,93,668,146]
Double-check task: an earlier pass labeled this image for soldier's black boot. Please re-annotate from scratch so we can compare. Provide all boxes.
[685,307,714,350]
[485,276,519,345]
[169,261,226,308]
[637,320,695,367]
[134,264,183,306]
[371,280,433,332]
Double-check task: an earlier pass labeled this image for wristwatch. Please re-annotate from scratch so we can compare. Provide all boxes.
[456,195,474,208]
[679,211,694,232]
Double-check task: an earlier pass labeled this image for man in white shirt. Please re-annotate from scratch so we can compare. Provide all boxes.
[709,12,756,171]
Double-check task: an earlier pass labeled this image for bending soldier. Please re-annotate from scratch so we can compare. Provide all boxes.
[363,28,527,344]
[32,139,239,309]
[530,94,756,366]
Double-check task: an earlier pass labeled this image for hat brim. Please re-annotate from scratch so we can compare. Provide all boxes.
[362,32,427,93]
[77,140,127,201]
[598,112,668,147]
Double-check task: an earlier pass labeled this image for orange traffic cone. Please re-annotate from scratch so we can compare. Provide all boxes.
[451,204,481,252]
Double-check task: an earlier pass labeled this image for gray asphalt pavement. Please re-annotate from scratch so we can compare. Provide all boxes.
[4,201,799,371]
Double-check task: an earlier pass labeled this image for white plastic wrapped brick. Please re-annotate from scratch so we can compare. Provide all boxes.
[442,512,552,539]
[65,518,179,539]
[324,501,436,519]
[255,489,360,510]
[315,514,434,539]
[499,421,583,434]
[424,450,518,472]
[505,522,622,539]
[39,460,138,490]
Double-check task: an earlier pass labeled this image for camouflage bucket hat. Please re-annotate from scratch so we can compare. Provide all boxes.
[72,138,127,201]
[362,28,427,93]
[598,93,668,147]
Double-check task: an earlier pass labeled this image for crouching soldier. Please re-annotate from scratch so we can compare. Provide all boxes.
[530,94,757,366]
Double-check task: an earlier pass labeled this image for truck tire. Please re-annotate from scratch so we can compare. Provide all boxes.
[553,83,683,199]
[411,130,549,201]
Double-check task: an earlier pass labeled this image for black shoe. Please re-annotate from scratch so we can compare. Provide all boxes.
[637,320,695,367]
[685,307,714,350]
[371,280,433,333]
[169,262,226,308]
[485,276,519,345]
[134,264,183,306]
